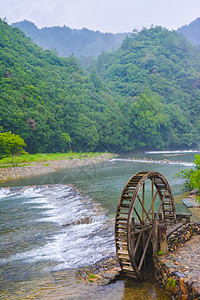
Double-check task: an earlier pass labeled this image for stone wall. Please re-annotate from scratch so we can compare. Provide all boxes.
[167,223,200,252]
[154,259,200,299]
[154,223,200,299]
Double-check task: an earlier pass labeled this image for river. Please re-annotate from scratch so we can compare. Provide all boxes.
[0,150,199,299]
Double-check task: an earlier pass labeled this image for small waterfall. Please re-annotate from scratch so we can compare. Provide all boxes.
[0,184,115,280]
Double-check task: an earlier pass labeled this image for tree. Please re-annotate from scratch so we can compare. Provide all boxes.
[90,68,103,91]
[129,89,170,148]
[0,131,27,166]
[61,133,72,152]
[189,155,200,202]
[73,114,99,152]
[178,154,200,202]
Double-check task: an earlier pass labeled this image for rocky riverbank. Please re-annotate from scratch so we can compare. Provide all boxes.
[0,153,114,183]
[75,256,121,285]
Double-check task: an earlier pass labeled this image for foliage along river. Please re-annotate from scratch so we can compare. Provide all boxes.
[0,150,198,299]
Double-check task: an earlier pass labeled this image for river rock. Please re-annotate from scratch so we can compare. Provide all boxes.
[189,188,199,197]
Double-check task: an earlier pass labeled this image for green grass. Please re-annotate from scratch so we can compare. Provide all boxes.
[0,152,104,167]
[0,163,32,168]
[89,274,97,279]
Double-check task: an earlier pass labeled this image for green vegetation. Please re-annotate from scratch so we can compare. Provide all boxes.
[0,20,200,155]
[93,26,200,149]
[0,131,27,166]
[166,278,177,293]
[89,274,97,279]
[0,152,102,167]
[0,19,125,154]
[156,250,165,256]
[178,154,200,202]
[189,155,200,199]
[61,133,72,152]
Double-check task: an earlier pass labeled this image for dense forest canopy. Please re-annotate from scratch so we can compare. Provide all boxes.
[0,19,127,154]
[93,26,200,149]
[0,20,200,155]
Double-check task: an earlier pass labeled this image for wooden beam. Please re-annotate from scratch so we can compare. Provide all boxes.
[152,218,158,255]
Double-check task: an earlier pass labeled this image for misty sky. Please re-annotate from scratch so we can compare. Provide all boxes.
[0,0,199,33]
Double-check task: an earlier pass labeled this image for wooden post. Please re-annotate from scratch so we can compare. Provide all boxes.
[142,183,145,222]
[131,217,135,229]
[152,177,154,218]
[142,229,147,268]
[152,218,158,255]
[186,215,190,223]
[159,223,168,254]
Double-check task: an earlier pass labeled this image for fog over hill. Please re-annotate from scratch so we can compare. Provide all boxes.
[177,18,200,47]
[12,18,200,62]
[12,20,128,58]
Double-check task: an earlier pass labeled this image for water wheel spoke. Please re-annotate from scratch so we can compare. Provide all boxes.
[134,207,143,224]
[143,189,158,222]
[138,231,152,271]
[133,231,142,257]
[137,194,151,222]
[153,189,159,203]
[161,189,168,203]
[154,202,162,219]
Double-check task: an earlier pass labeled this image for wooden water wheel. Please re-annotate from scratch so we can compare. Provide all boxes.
[115,171,176,280]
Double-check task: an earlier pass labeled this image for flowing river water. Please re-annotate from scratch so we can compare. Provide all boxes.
[0,150,199,299]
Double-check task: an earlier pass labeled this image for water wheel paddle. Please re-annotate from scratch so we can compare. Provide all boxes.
[115,171,176,280]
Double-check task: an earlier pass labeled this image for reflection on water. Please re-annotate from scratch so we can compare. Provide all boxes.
[1,154,193,216]
[0,151,196,299]
[1,270,171,300]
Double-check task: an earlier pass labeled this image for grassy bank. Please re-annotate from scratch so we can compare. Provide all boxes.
[0,152,115,184]
[0,152,104,168]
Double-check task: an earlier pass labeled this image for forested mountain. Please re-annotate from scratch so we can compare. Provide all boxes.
[1,20,200,154]
[177,18,200,47]
[93,26,200,149]
[11,20,128,58]
[0,19,127,153]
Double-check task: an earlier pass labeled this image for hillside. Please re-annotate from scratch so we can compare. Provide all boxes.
[1,20,200,155]
[177,18,200,47]
[0,19,127,154]
[93,26,200,149]
[11,20,128,58]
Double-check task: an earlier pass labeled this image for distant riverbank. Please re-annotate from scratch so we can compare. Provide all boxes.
[110,157,194,167]
[0,153,115,184]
